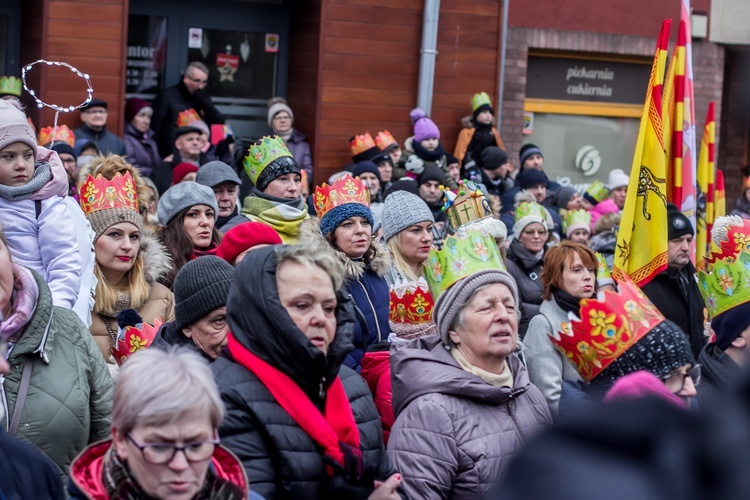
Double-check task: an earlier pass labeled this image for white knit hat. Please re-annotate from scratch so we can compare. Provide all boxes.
[608,169,629,190]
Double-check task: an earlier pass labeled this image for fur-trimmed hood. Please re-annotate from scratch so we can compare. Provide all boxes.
[140,230,173,284]
[299,218,391,280]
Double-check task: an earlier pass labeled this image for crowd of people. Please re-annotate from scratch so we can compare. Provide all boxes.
[2,69,750,500]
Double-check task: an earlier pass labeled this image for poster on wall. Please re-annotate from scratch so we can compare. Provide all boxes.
[523,112,534,135]
[187,29,277,99]
[126,15,167,96]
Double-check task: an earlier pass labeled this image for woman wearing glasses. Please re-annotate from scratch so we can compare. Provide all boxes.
[68,348,251,499]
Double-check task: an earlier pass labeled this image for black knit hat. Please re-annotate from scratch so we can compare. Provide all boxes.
[418,165,446,186]
[667,202,694,240]
[174,255,235,329]
[255,155,301,192]
[590,320,696,393]
[480,146,509,171]
[518,168,548,190]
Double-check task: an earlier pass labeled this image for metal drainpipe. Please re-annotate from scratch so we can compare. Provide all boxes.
[497,0,510,134]
[417,0,441,114]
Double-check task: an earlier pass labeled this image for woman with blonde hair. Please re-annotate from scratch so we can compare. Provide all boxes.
[79,155,174,369]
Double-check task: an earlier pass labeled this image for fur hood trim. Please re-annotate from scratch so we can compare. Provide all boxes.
[299,218,391,280]
[461,114,474,129]
[140,230,173,283]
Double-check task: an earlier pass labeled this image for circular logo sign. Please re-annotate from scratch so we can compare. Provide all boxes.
[575,145,602,177]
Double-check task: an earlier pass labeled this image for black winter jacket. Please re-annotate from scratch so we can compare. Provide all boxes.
[640,263,707,358]
[506,239,545,338]
[0,429,65,499]
[212,246,397,499]
[696,342,741,409]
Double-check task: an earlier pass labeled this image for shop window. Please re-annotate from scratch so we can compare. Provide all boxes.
[126,15,168,97]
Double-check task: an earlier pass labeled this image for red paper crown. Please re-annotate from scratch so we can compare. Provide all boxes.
[710,216,750,258]
[177,108,202,127]
[389,281,434,325]
[550,275,665,382]
[375,130,397,151]
[79,171,139,216]
[349,132,376,156]
[113,319,162,365]
[314,174,370,220]
[37,125,75,148]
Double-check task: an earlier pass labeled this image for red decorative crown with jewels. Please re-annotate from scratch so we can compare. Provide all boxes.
[79,171,139,216]
[389,280,434,325]
[37,125,75,148]
[113,319,163,366]
[550,275,665,382]
[349,132,376,156]
[177,108,202,127]
[314,174,370,220]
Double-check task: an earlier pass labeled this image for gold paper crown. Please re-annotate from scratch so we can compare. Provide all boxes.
[113,318,163,366]
[442,180,492,230]
[177,108,202,127]
[350,132,376,156]
[424,227,506,300]
[0,76,22,97]
[375,130,397,150]
[471,92,492,112]
[314,174,370,220]
[79,172,139,216]
[243,135,293,185]
[514,201,547,225]
[562,209,592,234]
[585,180,610,203]
[596,252,613,283]
[37,125,76,148]
[550,275,665,382]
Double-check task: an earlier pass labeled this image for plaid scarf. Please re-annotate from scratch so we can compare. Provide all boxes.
[241,189,309,244]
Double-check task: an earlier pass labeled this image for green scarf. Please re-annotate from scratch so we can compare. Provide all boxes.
[241,190,309,244]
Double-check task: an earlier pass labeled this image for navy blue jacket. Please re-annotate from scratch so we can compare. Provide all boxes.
[344,266,391,372]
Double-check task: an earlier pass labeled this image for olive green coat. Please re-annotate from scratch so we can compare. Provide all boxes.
[2,270,113,480]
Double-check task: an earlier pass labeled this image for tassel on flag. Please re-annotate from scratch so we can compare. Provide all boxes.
[614,19,671,287]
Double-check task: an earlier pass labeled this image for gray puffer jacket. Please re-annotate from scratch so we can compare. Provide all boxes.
[524,298,582,417]
[388,335,552,499]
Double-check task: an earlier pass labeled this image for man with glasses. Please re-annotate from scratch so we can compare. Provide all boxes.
[151,61,225,157]
[73,98,126,156]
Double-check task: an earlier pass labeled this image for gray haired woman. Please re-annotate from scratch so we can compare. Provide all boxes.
[388,269,552,498]
[68,348,249,499]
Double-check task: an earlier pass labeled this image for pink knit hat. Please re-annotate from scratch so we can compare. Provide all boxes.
[410,108,440,143]
[0,100,37,158]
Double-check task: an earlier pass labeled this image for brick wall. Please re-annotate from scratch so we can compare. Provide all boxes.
[500,27,725,179]
[717,48,749,203]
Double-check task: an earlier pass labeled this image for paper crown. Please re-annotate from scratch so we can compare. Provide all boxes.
[0,76,22,97]
[314,174,370,220]
[375,130,397,151]
[37,125,76,148]
[389,280,434,325]
[699,219,750,320]
[243,135,293,185]
[562,209,592,233]
[177,108,202,127]
[79,171,139,216]
[595,252,612,282]
[585,180,610,203]
[350,132,376,156]
[550,275,665,382]
[471,92,492,112]
[442,179,493,230]
[514,201,547,225]
[424,226,506,300]
[113,317,163,366]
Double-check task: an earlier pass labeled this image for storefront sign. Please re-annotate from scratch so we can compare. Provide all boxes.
[523,111,534,134]
[126,16,167,95]
[526,56,650,104]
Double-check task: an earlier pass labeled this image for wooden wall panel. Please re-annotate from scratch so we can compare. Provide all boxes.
[21,0,128,137]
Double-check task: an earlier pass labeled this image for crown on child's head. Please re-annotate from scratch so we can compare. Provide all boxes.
[313,174,371,220]
[38,125,75,148]
[242,135,293,185]
[0,76,22,97]
[375,130,397,151]
[79,171,139,215]
[471,92,492,112]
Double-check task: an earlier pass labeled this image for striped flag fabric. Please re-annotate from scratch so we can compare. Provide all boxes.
[696,102,715,268]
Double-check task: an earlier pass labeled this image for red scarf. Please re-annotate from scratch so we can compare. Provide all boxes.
[226,333,362,477]
[191,243,219,260]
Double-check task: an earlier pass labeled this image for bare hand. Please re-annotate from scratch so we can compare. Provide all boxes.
[368,473,402,500]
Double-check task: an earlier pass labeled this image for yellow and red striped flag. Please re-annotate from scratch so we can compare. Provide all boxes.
[663,7,697,260]
[715,169,726,218]
[613,19,671,287]
[696,102,715,268]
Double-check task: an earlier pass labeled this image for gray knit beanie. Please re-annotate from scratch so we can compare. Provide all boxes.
[173,255,235,329]
[382,190,435,242]
[87,207,144,241]
[0,100,37,158]
[158,181,218,226]
[434,270,521,345]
